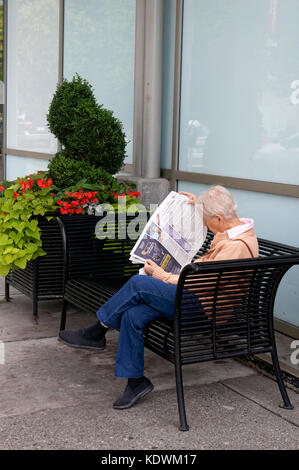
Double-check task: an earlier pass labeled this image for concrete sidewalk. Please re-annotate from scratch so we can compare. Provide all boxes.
[0,279,299,450]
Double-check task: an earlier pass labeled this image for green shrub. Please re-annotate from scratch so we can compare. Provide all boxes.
[47,74,127,174]
[47,153,114,190]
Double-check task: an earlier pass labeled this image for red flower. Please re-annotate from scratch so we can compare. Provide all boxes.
[13,192,20,198]
[19,179,33,191]
[3,211,6,216]
[37,178,45,187]
[134,191,141,198]
[25,180,33,189]
[37,178,52,188]
[0,184,5,191]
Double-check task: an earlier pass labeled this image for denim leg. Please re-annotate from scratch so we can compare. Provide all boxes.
[114,304,164,378]
[96,274,177,330]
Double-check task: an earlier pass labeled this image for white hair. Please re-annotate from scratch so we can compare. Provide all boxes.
[196,185,238,221]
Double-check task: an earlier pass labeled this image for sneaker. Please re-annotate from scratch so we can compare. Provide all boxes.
[113,377,154,409]
[58,328,106,351]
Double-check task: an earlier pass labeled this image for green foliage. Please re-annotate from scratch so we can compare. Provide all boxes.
[47,152,139,206]
[0,179,16,194]
[47,74,126,174]
[0,173,58,277]
[53,176,139,207]
[47,152,114,189]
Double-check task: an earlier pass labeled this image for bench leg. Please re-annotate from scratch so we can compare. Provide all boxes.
[60,299,68,331]
[271,348,294,410]
[33,293,39,323]
[5,278,11,302]
[174,361,189,431]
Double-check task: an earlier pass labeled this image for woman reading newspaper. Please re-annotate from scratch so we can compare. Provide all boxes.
[59,186,258,409]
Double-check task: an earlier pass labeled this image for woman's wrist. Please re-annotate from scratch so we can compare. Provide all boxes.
[151,266,170,282]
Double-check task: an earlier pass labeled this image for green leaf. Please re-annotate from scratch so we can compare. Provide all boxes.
[0,264,10,278]
[14,257,28,269]
[25,228,40,240]
[11,222,26,233]
[3,247,20,255]
[0,234,13,246]
[31,248,46,259]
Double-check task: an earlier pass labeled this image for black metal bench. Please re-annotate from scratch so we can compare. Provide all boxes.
[57,215,299,431]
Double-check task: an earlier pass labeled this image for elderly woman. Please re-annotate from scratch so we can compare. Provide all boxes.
[59,185,258,409]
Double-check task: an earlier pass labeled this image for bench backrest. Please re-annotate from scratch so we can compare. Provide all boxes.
[174,238,299,362]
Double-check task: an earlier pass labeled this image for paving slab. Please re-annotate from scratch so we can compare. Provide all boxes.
[222,374,299,426]
[0,295,96,342]
[0,331,256,419]
[0,381,299,450]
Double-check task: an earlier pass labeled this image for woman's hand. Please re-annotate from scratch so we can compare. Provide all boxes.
[179,191,197,205]
[144,259,158,276]
[144,259,170,282]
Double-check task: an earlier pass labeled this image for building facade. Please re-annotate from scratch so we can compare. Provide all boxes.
[0,0,299,339]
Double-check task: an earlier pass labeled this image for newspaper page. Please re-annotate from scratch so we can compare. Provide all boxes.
[130,191,207,274]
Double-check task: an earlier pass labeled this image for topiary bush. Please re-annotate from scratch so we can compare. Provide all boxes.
[47,74,127,175]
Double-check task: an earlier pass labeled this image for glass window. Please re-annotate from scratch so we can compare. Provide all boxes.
[6,0,59,154]
[0,1,3,137]
[6,155,50,181]
[64,0,136,164]
[161,0,176,170]
[178,180,299,328]
[179,0,299,185]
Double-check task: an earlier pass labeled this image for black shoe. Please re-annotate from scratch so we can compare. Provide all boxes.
[113,377,154,409]
[59,328,106,351]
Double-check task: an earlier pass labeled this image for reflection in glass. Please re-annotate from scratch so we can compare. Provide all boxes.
[7,0,59,154]
[64,0,136,164]
[161,0,176,170]
[6,155,49,181]
[179,0,299,185]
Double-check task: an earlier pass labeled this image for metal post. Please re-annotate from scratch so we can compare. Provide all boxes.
[142,0,164,179]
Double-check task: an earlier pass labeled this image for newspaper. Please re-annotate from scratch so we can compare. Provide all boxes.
[130,191,207,274]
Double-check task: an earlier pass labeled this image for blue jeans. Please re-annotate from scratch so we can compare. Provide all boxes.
[96,274,177,378]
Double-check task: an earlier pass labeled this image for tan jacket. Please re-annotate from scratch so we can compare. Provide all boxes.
[152,228,259,285]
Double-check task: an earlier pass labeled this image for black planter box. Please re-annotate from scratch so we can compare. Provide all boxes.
[5,214,64,318]
[5,209,149,319]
